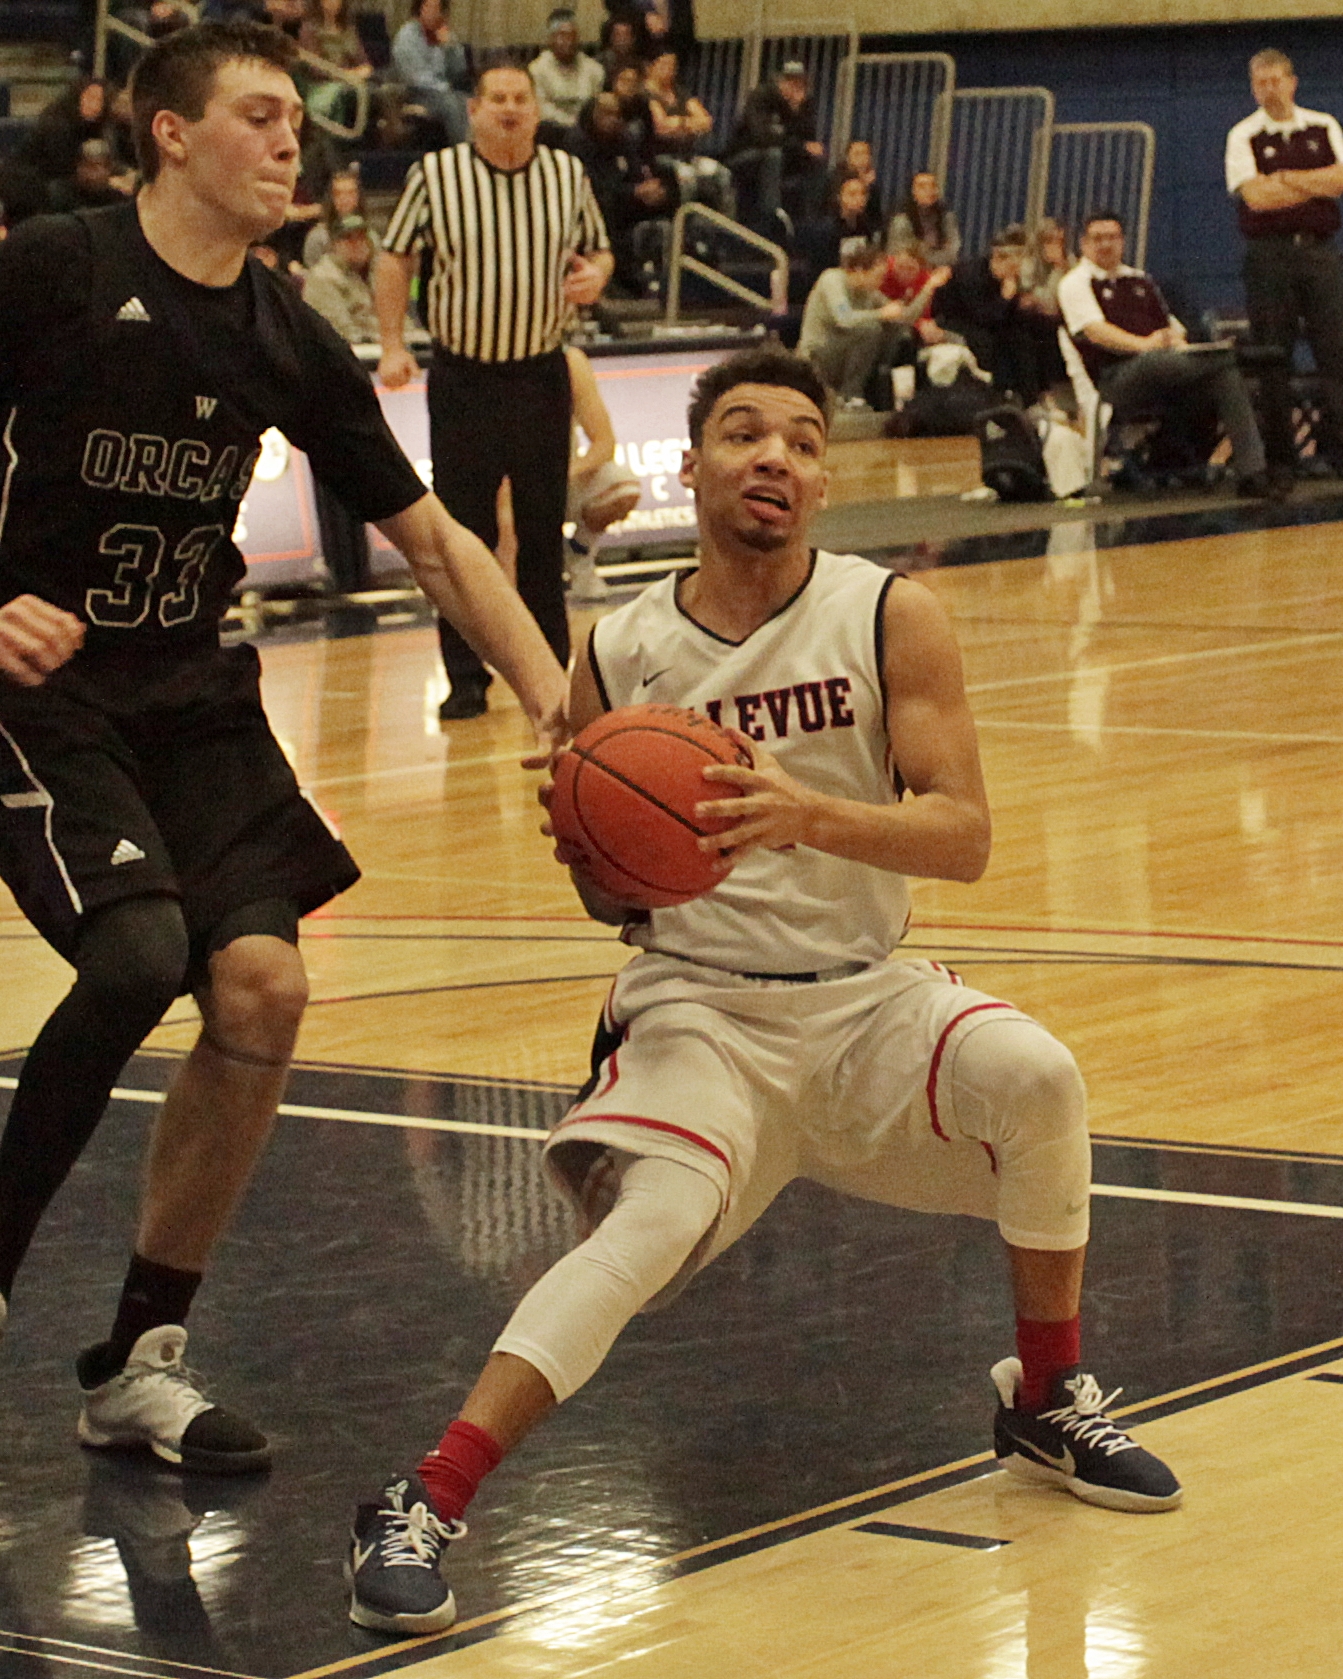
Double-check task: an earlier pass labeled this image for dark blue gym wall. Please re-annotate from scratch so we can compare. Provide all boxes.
[864,17,1343,323]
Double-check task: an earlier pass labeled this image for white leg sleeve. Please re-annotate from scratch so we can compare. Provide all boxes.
[492,1154,722,1403]
[945,1016,1091,1251]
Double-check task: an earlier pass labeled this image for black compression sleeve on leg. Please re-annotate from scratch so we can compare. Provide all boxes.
[0,895,189,1300]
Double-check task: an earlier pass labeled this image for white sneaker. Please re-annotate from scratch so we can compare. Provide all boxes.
[565,545,611,602]
[77,1325,271,1475]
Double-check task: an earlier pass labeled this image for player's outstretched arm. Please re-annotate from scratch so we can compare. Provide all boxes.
[0,596,85,687]
[376,494,568,757]
[697,578,991,883]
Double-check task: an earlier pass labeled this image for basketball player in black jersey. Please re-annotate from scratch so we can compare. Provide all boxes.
[0,22,567,1472]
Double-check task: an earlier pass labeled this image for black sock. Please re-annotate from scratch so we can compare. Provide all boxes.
[78,1253,202,1389]
[0,898,188,1301]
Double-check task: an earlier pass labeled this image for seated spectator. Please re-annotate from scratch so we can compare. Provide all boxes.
[47,139,129,211]
[727,60,827,236]
[303,166,377,267]
[798,172,881,274]
[645,49,732,214]
[879,245,953,343]
[392,0,471,144]
[611,62,658,167]
[599,12,646,83]
[20,79,112,187]
[1058,212,1271,495]
[303,213,379,342]
[798,237,915,408]
[1017,215,1071,394]
[887,171,960,268]
[530,9,605,132]
[828,137,883,228]
[299,0,373,129]
[571,91,675,295]
[934,225,1048,402]
[107,0,191,81]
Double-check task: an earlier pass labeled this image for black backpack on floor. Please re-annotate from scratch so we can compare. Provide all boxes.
[975,405,1052,502]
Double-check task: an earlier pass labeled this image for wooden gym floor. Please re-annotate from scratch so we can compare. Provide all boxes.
[3,452,1343,1677]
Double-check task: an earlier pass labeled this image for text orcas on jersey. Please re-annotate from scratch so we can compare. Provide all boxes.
[80,428,260,505]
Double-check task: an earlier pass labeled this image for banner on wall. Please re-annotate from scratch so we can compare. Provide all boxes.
[234,347,731,588]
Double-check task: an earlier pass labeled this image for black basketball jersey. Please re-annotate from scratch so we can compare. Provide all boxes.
[0,202,425,663]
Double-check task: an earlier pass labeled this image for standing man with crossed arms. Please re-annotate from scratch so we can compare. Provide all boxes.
[376,60,613,721]
[1226,48,1343,491]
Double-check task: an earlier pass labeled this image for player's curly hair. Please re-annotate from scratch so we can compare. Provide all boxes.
[130,20,298,183]
[686,346,832,446]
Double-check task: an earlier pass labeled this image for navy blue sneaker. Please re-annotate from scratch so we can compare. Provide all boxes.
[346,1474,463,1633]
[991,1357,1182,1513]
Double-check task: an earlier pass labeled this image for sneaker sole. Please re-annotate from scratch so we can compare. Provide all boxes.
[999,1450,1183,1512]
[78,1414,272,1476]
[344,1566,457,1633]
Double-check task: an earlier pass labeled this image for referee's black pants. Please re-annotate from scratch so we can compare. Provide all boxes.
[428,348,572,694]
[1244,234,1343,471]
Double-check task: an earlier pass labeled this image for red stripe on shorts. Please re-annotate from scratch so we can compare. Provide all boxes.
[925,1002,1016,1141]
[550,1112,732,1175]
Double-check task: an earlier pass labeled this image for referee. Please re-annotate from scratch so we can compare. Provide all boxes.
[377,60,614,719]
[1226,48,1343,488]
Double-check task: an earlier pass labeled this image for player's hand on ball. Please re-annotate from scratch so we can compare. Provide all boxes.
[0,595,85,686]
[696,739,819,856]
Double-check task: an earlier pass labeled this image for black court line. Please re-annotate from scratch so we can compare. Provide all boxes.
[854,1520,1008,1550]
[1308,1372,1343,1385]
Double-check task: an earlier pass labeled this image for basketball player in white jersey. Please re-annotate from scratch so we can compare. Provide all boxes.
[345,346,1181,1634]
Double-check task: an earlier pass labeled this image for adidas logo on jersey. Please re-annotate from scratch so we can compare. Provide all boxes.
[115,296,152,323]
[110,838,146,866]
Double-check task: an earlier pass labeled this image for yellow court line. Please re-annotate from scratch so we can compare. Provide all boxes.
[285,1334,1343,1679]
[965,629,1343,694]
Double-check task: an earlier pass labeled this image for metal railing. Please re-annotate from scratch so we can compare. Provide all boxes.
[835,51,955,208]
[1047,120,1155,268]
[938,85,1054,255]
[92,0,369,141]
[664,201,787,325]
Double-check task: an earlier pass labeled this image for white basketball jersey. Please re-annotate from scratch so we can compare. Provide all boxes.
[590,549,912,974]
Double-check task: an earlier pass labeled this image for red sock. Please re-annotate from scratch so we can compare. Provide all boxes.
[1015,1315,1081,1412]
[417,1419,504,1523]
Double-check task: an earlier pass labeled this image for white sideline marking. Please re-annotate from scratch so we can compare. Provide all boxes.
[3,1078,1342,1214]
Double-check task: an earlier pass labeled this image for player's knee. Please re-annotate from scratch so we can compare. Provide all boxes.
[992,1029,1086,1144]
[206,939,309,1048]
[74,896,190,1022]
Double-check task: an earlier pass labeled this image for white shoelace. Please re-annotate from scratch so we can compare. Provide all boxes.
[377,1499,462,1568]
[1038,1373,1139,1458]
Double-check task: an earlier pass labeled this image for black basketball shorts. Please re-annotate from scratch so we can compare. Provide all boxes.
[0,642,359,968]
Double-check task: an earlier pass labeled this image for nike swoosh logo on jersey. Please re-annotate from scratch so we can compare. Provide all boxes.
[640,668,672,688]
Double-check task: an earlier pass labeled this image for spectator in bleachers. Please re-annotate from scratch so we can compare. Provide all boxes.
[304,213,380,342]
[829,137,882,228]
[571,91,675,295]
[887,171,960,269]
[878,245,952,344]
[599,14,645,86]
[1017,215,1070,396]
[798,236,914,409]
[392,0,471,144]
[645,48,732,214]
[107,0,191,81]
[1058,212,1271,495]
[47,139,129,211]
[530,9,605,132]
[303,167,377,267]
[299,0,372,128]
[19,79,112,188]
[798,172,881,274]
[611,63,659,168]
[934,225,1045,401]
[727,59,827,238]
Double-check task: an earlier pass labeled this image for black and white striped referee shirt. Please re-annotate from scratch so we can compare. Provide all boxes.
[383,142,610,363]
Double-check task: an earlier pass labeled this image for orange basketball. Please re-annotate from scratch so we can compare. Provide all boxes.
[550,704,753,908]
